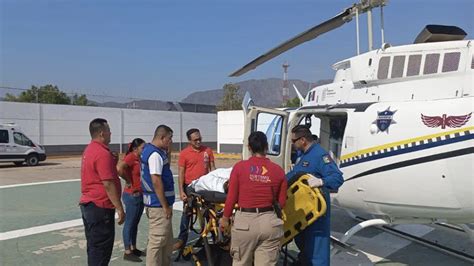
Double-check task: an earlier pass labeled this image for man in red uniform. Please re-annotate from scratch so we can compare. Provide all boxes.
[220,131,287,266]
[174,128,215,251]
[79,118,125,266]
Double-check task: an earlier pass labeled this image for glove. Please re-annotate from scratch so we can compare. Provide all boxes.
[307,174,324,188]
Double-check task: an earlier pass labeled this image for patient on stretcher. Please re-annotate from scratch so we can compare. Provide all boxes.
[188,168,232,194]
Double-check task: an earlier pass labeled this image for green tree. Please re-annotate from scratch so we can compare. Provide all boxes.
[4,93,19,102]
[72,94,89,105]
[217,83,242,111]
[283,97,301,108]
[4,84,90,106]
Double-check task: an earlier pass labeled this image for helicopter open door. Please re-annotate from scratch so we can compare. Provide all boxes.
[288,110,349,167]
[242,94,289,166]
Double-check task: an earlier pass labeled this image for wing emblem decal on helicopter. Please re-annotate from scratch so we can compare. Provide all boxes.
[421,113,472,129]
[373,107,397,133]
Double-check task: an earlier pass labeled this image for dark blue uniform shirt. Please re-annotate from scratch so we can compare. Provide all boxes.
[286,143,344,265]
[286,143,344,191]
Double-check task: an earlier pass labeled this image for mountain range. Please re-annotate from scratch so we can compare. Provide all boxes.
[182,78,332,108]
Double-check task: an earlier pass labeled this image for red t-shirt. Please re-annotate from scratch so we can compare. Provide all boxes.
[79,140,121,209]
[178,145,215,185]
[123,152,142,194]
[223,156,287,218]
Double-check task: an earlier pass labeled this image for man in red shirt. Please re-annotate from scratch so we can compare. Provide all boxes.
[79,118,125,266]
[174,128,215,251]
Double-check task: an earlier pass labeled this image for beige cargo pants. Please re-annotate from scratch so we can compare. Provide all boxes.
[230,210,284,266]
[145,207,173,266]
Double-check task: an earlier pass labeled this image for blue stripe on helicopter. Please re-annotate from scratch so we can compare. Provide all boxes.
[340,131,473,168]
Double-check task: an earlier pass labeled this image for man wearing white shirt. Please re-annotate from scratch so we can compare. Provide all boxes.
[140,125,175,266]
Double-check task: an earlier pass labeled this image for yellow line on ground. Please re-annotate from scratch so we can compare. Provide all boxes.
[214,153,241,159]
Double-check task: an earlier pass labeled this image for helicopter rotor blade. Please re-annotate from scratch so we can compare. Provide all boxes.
[229,0,387,77]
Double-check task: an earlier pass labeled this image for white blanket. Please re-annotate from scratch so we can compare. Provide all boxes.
[189,168,232,193]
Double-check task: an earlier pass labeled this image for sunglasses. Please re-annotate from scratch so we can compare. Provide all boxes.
[291,137,302,143]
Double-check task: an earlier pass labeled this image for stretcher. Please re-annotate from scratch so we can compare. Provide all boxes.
[176,173,327,266]
[177,187,233,266]
[282,172,327,245]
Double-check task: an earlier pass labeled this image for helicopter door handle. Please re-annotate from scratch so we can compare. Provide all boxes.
[357,188,365,192]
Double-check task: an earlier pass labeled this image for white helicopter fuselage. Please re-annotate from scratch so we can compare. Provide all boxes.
[293,40,474,224]
[233,0,473,249]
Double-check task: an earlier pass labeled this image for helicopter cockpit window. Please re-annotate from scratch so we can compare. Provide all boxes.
[407,54,422,76]
[256,112,283,156]
[377,56,390,79]
[442,52,460,73]
[391,55,405,78]
[423,53,440,75]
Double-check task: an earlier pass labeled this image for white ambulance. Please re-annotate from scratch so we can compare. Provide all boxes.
[0,123,47,166]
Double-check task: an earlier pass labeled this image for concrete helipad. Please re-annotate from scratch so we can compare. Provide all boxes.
[0,157,472,265]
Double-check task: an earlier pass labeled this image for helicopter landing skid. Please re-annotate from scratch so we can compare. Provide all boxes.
[331,218,389,257]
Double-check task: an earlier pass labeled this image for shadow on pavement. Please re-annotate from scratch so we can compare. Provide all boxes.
[0,162,62,169]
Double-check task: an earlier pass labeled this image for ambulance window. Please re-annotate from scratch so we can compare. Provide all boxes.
[377,56,390,79]
[13,132,33,146]
[391,55,405,78]
[407,54,422,76]
[0,130,8,143]
[423,53,440,74]
[442,52,460,72]
[257,113,283,156]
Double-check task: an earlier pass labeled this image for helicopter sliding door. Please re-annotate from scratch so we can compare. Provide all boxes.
[242,106,289,167]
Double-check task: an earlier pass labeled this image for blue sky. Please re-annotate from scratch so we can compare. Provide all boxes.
[1,0,472,101]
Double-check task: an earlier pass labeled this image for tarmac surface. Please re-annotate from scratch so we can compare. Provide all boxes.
[0,156,472,265]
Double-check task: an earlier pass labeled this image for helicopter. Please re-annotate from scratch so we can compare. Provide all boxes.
[229,0,474,251]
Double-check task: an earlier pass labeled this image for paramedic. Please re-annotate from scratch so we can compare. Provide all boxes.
[286,125,344,266]
[141,125,175,266]
[175,128,215,251]
[220,131,287,266]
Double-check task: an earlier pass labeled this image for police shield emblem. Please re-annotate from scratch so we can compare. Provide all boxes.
[373,107,397,133]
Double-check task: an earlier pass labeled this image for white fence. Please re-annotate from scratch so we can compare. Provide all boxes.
[0,101,217,154]
[217,110,244,153]
[217,110,274,153]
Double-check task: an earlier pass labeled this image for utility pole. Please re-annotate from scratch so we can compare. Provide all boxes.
[282,62,290,104]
